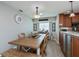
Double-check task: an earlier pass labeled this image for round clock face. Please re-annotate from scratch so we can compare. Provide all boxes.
[15,15,23,24]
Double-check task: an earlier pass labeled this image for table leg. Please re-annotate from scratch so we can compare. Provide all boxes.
[17,45,21,50]
[37,48,40,55]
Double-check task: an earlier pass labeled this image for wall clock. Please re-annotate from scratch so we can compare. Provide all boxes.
[15,15,23,24]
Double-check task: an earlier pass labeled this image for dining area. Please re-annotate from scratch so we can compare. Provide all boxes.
[0,32,49,57]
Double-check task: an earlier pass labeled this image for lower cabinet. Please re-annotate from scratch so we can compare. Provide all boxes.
[60,32,79,57]
[59,32,64,53]
[71,36,79,57]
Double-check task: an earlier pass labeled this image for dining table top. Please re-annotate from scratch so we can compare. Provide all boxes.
[8,34,46,49]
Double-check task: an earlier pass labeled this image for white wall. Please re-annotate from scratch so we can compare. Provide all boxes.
[0,2,33,53]
[56,15,59,44]
[49,16,59,44]
[49,17,56,39]
[19,14,33,37]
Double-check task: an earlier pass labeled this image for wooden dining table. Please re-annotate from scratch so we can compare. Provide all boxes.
[8,34,46,55]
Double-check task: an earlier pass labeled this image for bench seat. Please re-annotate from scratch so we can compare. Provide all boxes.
[1,48,40,57]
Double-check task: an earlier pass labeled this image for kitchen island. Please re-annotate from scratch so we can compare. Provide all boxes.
[59,31,79,57]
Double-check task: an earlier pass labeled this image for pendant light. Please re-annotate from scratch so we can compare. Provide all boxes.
[69,1,75,17]
[34,7,40,18]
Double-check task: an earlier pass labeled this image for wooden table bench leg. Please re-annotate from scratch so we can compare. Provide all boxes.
[37,48,40,55]
[17,45,22,50]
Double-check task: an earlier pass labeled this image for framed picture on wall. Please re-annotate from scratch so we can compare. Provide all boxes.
[15,14,23,24]
[33,24,37,31]
[52,23,56,32]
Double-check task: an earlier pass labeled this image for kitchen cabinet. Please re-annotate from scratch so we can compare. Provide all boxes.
[59,13,79,27]
[65,15,72,27]
[59,32,64,53]
[59,14,65,27]
[59,14,72,27]
[59,31,79,57]
[71,36,79,57]
[72,14,79,23]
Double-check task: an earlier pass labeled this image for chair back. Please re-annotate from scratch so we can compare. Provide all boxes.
[40,34,49,56]
[18,33,25,39]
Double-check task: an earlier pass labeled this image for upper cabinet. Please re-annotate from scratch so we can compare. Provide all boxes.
[59,14,72,27]
[65,15,72,27]
[59,14,65,27]
[59,13,79,27]
[72,13,79,23]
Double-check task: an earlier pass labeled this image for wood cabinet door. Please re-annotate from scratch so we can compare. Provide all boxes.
[71,36,79,57]
[72,14,79,23]
[59,33,64,53]
[59,14,65,27]
[65,15,72,27]
[59,14,72,27]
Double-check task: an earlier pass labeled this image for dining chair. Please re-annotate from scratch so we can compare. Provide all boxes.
[18,33,26,39]
[40,34,49,56]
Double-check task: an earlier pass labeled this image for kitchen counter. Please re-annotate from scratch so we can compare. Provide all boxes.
[60,31,79,57]
[60,31,79,36]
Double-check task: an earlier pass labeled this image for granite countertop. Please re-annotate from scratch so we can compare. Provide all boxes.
[60,31,79,36]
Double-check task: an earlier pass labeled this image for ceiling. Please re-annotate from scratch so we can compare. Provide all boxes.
[2,1,79,18]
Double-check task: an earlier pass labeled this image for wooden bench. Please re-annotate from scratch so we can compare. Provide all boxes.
[1,48,40,57]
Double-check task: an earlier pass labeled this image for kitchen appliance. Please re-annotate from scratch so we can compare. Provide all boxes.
[72,22,79,31]
[60,27,71,31]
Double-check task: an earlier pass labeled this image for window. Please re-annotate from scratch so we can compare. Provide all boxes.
[33,23,37,31]
[52,23,56,32]
[39,22,49,31]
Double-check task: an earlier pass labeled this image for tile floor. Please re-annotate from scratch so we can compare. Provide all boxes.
[46,40,64,57]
